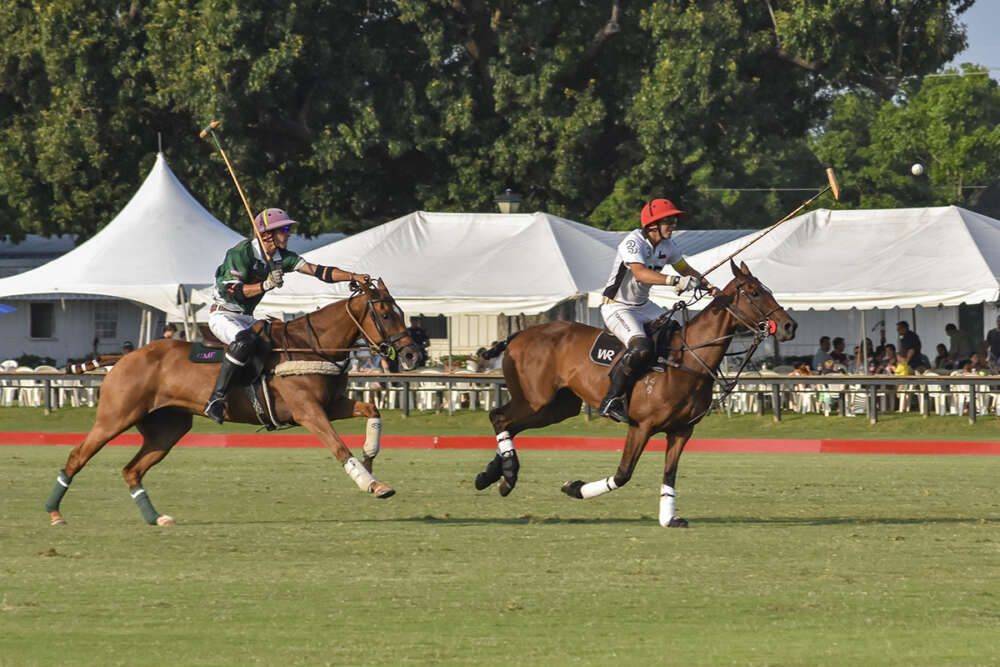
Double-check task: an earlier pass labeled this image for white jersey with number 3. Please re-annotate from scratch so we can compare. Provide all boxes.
[602,229,683,306]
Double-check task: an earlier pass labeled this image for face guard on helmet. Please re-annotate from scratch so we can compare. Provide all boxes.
[640,198,685,228]
[254,208,299,234]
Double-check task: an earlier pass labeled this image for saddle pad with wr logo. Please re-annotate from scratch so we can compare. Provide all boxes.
[588,331,624,367]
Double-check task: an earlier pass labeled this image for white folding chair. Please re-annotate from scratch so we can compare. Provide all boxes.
[1,360,19,406]
[413,367,447,412]
[15,366,42,407]
[34,365,62,407]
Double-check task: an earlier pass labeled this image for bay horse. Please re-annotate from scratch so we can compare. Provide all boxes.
[473,261,796,526]
[45,278,422,526]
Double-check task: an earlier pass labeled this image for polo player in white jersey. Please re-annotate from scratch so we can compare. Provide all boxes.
[597,198,719,422]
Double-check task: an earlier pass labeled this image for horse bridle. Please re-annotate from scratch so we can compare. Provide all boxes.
[665,280,783,417]
[277,283,410,363]
[339,284,411,361]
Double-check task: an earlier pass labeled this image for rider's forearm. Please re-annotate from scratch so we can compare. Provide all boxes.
[304,263,360,284]
[630,264,675,286]
[240,282,266,298]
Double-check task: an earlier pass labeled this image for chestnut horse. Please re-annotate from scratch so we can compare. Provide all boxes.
[45,278,422,526]
[473,261,796,526]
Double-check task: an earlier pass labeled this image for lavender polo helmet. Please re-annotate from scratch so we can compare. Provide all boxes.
[254,208,299,233]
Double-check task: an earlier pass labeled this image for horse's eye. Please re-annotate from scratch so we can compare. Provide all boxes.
[751,290,759,298]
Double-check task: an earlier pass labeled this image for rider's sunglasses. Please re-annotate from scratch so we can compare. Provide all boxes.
[276,225,291,234]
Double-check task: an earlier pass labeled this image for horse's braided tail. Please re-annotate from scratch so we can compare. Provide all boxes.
[481,332,519,360]
[67,357,113,374]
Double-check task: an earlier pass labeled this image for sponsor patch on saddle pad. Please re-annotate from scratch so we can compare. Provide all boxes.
[189,341,225,364]
[588,331,624,367]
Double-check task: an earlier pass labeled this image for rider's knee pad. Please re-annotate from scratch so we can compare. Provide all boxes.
[228,329,258,363]
[623,338,653,373]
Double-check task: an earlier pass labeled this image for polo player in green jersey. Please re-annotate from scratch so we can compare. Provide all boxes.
[203,207,369,424]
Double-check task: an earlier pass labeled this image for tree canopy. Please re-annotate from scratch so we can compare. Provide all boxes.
[812,65,1000,213]
[0,0,980,243]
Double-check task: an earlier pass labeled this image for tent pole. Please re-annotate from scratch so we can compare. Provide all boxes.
[447,316,453,370]
[178,285,194,341]
[861,310,867,373]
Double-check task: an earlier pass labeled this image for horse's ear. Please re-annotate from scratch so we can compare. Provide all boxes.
[377,277,386,292]
[739,260,750,275]
[730,258,741,277]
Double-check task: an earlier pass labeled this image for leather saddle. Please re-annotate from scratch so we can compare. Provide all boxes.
[588,316,681,368]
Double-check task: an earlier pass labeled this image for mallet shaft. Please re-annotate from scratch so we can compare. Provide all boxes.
[198,120,273,264]
[703,168,840,278]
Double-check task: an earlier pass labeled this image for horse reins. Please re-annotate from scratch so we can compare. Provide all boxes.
[271,285,410,363]
[662,281,779,416]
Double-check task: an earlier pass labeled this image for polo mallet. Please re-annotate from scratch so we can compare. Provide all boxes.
[198,120,273,265]
[703,167,841,278]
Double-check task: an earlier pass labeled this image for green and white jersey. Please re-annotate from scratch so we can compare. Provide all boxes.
[212,239,306,315]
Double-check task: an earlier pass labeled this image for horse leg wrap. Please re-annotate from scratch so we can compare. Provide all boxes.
[344,456,376,492]
[44,470,72,512]
[658,484,676,527]
[363,418,382,459]
[495,430,514,455]
[130,485,161,525]
[580,476,618,499]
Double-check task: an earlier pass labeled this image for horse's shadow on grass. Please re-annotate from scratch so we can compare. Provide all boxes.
[187,515,997,527]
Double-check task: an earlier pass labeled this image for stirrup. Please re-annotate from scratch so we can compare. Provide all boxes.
[598,396,630,423]
[203,397,226,424]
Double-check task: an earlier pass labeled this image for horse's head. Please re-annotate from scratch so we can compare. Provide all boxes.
[720,260,797,342]
[350,278,425,371]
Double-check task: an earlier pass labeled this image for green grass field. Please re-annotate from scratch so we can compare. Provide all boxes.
[1,443,998,665]
[4,405,1000,440]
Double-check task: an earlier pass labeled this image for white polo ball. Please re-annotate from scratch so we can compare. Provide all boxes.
[911,163,924,176]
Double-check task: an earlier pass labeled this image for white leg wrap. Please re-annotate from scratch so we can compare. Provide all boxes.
[580,476,618,499]
[344,456,376,492]
[496,430,514,455]
[363,418,382,459]
[659,484,676,527]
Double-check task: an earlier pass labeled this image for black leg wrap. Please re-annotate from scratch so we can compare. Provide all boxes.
[474,454,503,491]
[498,450,519,497]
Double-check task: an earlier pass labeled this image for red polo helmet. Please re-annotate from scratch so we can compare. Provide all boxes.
[640,198,685,227]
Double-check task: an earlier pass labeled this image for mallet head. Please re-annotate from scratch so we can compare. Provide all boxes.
[198,120,221,139]
[825,167,841,201]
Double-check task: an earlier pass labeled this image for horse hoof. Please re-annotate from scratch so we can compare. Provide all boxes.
[49,512,67,526]
[369,481,395,499]
[156,515,177,526]
[561,480,584,499]
[665,516,688,528]
[498,478,515,497]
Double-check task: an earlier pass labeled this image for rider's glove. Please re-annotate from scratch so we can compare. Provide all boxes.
[674,275,701,295]
[262,266,284,292]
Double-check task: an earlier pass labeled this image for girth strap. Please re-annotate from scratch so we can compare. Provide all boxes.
[244,376,283,431]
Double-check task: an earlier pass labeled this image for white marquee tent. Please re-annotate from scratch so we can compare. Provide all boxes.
[0,153,244,322]
[241,211,627,317]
